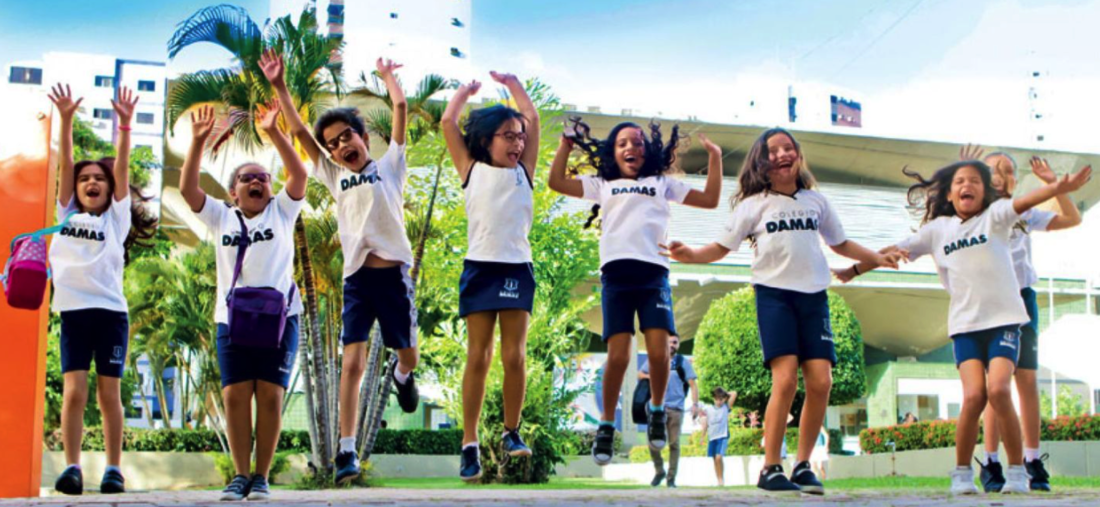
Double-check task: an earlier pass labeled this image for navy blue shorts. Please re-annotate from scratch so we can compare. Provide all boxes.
[707,437,729,457]
[458,260,536,317]
[216,316,299,388]
[600,260,676,341]
[753,284,836,369]
[342,265,417,350]
[60,309,129,378]
[952,324,1021,368]
[1017,287,1040,370]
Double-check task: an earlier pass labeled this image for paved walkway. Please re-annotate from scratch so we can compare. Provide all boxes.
[5,488,1100,506]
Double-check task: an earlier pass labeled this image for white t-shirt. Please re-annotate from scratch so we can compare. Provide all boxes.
[579,175,692,269]
[897,199,1029,336]
[313,141,414,278]
[463,162,533,263]
[1010,208,1055,289]
[49,195,132,313]
[702,404,730,441]
[717,189,847,294]
[194,191,305,324]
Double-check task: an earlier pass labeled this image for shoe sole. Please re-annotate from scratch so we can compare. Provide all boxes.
[247,492,270,501]
[951,489,980,495]
[1031,483,1051,492]
[592,453,612,466]
[336,471,360,485]
[507,449,533,457]
[460,472,482,483]
[797,485,824,495]
[220,493,246,501]
[100,486,125,494]
[758,486,801,493]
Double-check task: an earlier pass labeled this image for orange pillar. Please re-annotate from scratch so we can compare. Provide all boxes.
[0,105,56,498]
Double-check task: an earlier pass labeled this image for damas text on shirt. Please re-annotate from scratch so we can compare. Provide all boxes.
[610,185,657,197]
[943,234,987,256]
[59,225,106,242]
[222,228,275,246]
[340,172,381,192]
[765,209,820,234]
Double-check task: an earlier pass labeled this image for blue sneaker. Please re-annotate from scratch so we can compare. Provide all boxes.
[100,468,125,494]
[220,474,251,501]
[591,424,616,466]
[647,409,667,450]
[502,428,532,457]
[460,445,482,483]
[335,450,361,485]
[54,465,83,496]
[246,474,270,501]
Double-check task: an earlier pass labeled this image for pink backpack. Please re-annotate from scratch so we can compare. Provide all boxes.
[2,215,71,310]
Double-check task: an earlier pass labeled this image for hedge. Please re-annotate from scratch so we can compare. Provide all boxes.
[860,414,1100,454]
[628,428,842,463]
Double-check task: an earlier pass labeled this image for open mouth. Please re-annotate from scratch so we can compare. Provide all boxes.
[507,151,521,163]
[959,190,976,204]
[248,187,264,199]
[341,148,360,165]
[623,153,640,165]
[85,188,102,199]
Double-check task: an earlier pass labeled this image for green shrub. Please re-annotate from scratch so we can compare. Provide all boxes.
[860,414,1100,454]
[211,451,292,484]
[370,428,463,455]
[693,288,866,418]
[568,428,624,456]
[627,428,810,462]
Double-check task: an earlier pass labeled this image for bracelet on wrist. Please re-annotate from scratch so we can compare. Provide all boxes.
[118,125,132,132]
[852,264,861,276]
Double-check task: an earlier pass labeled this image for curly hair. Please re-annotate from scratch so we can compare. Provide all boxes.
[72,157,159,263]
[462,104,526,166]
[903,160,997,225]
[733,128,816,208]
[313,107,367,152]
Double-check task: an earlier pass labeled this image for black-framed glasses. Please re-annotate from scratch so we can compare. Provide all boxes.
[237,173,271,184]
[494,132,528,144]
[325,127,356,151]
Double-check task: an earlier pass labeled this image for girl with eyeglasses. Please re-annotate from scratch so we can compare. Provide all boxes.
[441,71,539,482]
[179,103,308,501]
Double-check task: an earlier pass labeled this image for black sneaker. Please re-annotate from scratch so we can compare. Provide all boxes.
[392,363,420,413]
[220,474,251,501]
[791,461,824,495]
[591,425,616,466]
[246,474,269,501]
[100,468,125,494]
[460,445,482,483]
[757,464,800,492]
[501,428,532,457]
[1026,454,1051,492]
[54,466,83,496]
[977,457,1006,493]
[650,469,666,487]
[334,450,361,485]
[667,476,677,488]
[647,409,667,450]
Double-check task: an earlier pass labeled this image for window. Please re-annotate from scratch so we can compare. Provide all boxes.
[136,112,155,124]
[9,66,43,85]
[95,75,114,88]
[93,109,113,120]
[137,80,156,92]
[450,47,466,58]
[390,12,398,19]
[451,17,464,27]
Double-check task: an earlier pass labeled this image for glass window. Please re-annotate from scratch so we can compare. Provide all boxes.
[95,75,114,88]
[93,109,113,120]
[137,80,156,92]
[136,113,155,124]
[9,66,43,85]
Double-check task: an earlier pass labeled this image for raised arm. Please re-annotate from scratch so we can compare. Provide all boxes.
[441,80,480,180]
[660,240,730,264]
[180,106,215,212]
[259,49,322,164]
[376,58,408,146]
[110,86,138,201]
[260,103,308,201]
[682,133,722,209]
[48,84,82,206]
[1013,165,1091,216]
[490,71,539,178]
[1029,157,1084,231]
[548,135,584,198]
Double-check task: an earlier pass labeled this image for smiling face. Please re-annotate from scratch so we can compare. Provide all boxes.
[985,154,1017,198]
[948,164,987,219]
[487,118,526,168]
[229,163,273,216]
[613,127,646,178]
[75,163,111,213]
[322,121,370,171]
[766,133,801,189]
[669,335,680,354]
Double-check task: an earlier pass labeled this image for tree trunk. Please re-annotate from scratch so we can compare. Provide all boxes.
[298,320,322,469]
[294,215,333,472]
[409,151,447,287]
[132,355,157,428]
[152,362,173,430]
[355,326,383,455]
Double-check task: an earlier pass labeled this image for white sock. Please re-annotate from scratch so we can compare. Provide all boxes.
[394,366,411,385]
[104,465,121,474]
[985,451,999,464]
[1025,448,1041,461]
[339,436,356,454]
[957,465,972,471]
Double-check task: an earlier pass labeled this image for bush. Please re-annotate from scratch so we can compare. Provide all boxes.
[568,428,624,456]
[627,428,823,462]
[212,451,292,484]
[370,428,463,455]
[693,288,866,418]
[860,414,1100,453]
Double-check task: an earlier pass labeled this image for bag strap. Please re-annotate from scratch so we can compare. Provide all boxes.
[10,212,75,251]
[228,210,296,309]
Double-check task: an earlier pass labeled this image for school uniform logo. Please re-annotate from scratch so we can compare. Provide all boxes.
[943,235,988,256]
[110,346,125,365]
[611,186,657,197]
[999,329,1019,350]
[279,351,294,373]
[340,172,381,192]
[656,288,673,311]
[821,318,834,342]
[222,229,275,247]
[60,226,106,242]
[500,278,521,299]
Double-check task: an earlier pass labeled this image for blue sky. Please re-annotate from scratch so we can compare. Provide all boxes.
[3,0,1099,151]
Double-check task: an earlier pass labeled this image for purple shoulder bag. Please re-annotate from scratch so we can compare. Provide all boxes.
[226,210,296,348]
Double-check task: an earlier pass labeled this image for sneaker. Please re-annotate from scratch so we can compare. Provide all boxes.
[54,466,83,496]
[1000,465,1031,494]
[647,410,667,450]
[791,461,824,495]
[459,445,482,483]
[246,474,270,501]
[1026,454,1051,491]
[666,477,677,488]
[757,464,800,492]
[220,474,251,501]
[977,457,1005,493]
[650,469,666,487]
[501,429,532,457]
[334,450,361,485]
[392,363,420,413]
[100,468,125,494]
[949,467,979,495]
[591,425,616,466]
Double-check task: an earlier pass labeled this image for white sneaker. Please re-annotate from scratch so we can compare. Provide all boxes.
[950,467,980,495]
[1000,465,1031,494]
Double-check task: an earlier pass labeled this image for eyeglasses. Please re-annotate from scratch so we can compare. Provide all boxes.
[237,173,271,184]
[494,132,528,144]
[325,127,356,152]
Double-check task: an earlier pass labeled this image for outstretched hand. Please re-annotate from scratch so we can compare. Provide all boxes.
[1029,156,1058,184]
[698,133,721,156]
[48,83,83,119]
[1052,165,1092,194]
[111,87,139,126]
[260,101,282,133]
[259,49,285,88]
[489,71,520,87]
[459,79,482,97]
[191,105,216,141]
[658,241,691,262]
[376,57,403,78]
[959,143,984,161]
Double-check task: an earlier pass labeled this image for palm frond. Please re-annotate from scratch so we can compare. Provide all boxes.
[166,68,239,135]
[362,108,394,144]
[168,4,263,62]
[409,74,453,109]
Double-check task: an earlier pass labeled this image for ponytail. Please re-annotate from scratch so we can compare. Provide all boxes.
[583,204,601,230]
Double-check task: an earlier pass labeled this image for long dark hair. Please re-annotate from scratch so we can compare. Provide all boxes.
[903,160,997,225]
[565,117,683,228]
[462,104,526,166]
[733,128,816,208]
[72,158,159,263]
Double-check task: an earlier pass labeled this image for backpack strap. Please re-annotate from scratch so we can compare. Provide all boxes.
[228,210,296,309]
[9,212,75,251]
